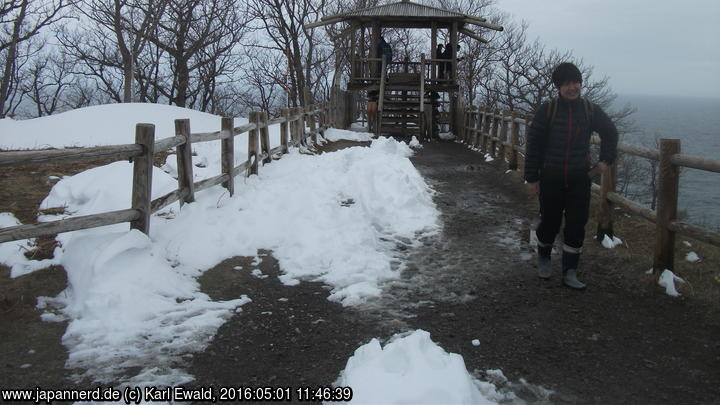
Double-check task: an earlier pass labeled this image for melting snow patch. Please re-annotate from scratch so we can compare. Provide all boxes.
[484,154,494,162]
[601,235,623,249]
[439,132,455,140]
[658,270,685,297]
[324,127,373,142]
[335,330,514,405]
[472,339,481,347]
[251,269,269,279]
[0,212,60,278]
[685,251,701,263]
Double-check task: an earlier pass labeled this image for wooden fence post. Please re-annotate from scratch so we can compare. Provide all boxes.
[318,101,327,139]
[472,109,481,149]
[174,119,195,206]
[498,111,508,164]
[509,114,520,170]
[654,138,681,271]
[297,106,306,145]
[490,110,500,158]
[221,117,235,196]
[596,162,617,241]
[260,111,271,163]
[131,124,155,234]
[248,111,260,176]
[481,108,490,154]
[280,108,290,152]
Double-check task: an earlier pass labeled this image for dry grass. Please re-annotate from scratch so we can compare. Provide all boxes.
[585,195,720,308]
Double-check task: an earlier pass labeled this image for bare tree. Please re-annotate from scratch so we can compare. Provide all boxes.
[138,0,248,108]
[66,0,164,103]
[247,0,327,107]
[23,49,77,116]
[1,0,73,117]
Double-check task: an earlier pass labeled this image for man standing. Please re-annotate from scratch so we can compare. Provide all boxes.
[524,62,618,289]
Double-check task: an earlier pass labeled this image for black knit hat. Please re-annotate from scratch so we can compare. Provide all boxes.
[552,62,582,87]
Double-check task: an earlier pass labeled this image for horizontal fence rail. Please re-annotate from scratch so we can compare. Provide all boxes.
[457,104,720,272]
[0,87,356,245]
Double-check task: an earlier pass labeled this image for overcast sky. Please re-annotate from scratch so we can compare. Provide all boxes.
[493,0,720,99]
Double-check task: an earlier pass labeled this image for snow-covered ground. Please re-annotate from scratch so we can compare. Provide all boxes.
[0,104,530,403]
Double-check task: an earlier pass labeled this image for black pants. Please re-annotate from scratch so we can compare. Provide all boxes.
[537,170,591,250]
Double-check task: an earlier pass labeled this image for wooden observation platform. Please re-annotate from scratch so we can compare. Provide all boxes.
[306,0,502,139]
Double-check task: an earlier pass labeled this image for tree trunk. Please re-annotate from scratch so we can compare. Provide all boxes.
[0,1,27,117]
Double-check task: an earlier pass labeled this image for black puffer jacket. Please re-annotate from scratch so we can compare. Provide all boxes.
[524,96,618,184]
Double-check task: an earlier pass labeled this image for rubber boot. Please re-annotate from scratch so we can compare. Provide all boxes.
[537,244,552,280]
[562,251,586,290]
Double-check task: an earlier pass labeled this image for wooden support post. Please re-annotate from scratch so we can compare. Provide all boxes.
[221,117,235,195]
[509,114,520,170]
[596,162,617,241]
[248,111,259,176]
[260,111,271,163]
[653,138,681,271]
[451,21,458,83]
[131,124,155,234]
[431,21,437,81]
[174,119,195,206]
[280,108,290,152]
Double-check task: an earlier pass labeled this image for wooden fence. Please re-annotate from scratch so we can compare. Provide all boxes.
[457,105,720,272]
[0,89,355,245]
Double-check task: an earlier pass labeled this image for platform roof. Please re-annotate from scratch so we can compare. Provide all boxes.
[305,0,503,32]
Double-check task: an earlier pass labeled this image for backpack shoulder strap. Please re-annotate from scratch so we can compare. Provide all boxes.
[582,97,594,130]
[546,97,558,131]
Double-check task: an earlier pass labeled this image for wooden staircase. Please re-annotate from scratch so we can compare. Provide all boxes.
[378,73,425,139]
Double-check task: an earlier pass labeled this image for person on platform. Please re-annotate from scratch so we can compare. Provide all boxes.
[524,62,618,289]
[376,36,393,75]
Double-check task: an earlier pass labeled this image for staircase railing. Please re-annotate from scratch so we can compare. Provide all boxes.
[376,55,387,137]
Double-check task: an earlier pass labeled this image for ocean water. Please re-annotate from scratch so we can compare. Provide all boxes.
[615,94,720,230]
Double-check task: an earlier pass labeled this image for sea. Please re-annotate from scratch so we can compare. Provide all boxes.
[614,94,720,231]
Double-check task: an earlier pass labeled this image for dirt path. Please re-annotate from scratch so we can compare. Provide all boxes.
[1,140,717,404]
[191,141,720,404]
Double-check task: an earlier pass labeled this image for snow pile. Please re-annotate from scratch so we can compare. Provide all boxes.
[600,235,623,249]
[685,251,701,263]
[439,132,455,140]
[658,270,685,297]
[0,103,233,150]
[336,330,510,405]
[484,153,494,162]
[40,161,178,218]
[409,136,422,149]
[324,127,373,142]
[0,103,439,386]
[40,229,251,386]
[0,213,60,277]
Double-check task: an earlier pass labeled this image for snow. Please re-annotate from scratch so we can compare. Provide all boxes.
[658,269,685,297]
[439,131,455,140]
[335,330,517,405]
[0,103,440,387]
[685,251,701,263]
[323,127,373,142]
[601,235,623,249]
[472,339,481,347]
